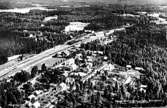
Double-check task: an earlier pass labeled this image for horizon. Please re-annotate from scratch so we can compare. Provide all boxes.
[0,0,167,9]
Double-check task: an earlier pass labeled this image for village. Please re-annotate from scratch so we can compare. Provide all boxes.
[20,23,149,108]
[0,3,167,108]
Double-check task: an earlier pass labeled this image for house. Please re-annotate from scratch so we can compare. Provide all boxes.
[29,34,35,38]
[104,64,115,71]
[106,30,115,36]
[54,50,70,58]
[66,77,75,85]
[140,85,147,93]
[87,57,93,62]
[34,90,43,95]
[84,30,94,33]
[60,82,69,91]
[135,67,144,71]
[32,101,40,108]
[41,24,45,27]
[124,76,133,85]
[97,51,103,55]
[114,27,126,32]
[104,56,108,61]
[61,50,70,58]
[23,30,28,32]
[96,31,105,37]
[122,69,141,79]
[75,53,83,60]
[64,58,75,66]
[28,94,37,101]
[25,101,40,108]
[8,55,21,61]
[70,63,78,71]
[63,58,78,70]
[43,15,58,22]
[70,72,87,77]
[87,62,93,69]
[126,65,132,70]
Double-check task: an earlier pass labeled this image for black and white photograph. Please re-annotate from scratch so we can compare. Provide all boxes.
[0,0,167,107]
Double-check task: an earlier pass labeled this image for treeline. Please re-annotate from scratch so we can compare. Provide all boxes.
[0,9,72,60]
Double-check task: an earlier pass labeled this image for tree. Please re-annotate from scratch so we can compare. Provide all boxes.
[0,81,23,108]
[31,66,38,78]
[41,64,47,71]
[13,70,31,83]
[23,82,34,96]
[0,54,8,65]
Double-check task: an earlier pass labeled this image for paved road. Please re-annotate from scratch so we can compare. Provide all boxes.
[0,25,132,80]
[0,32,101,80]
[0,45,69,79]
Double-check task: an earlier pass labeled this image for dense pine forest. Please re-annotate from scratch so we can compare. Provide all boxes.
[81,21,167,100]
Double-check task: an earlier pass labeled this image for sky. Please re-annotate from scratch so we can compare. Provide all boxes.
[79,0,167,5]
[0,0,167,7]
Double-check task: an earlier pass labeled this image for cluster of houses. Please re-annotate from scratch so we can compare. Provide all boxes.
[22,22,148,107]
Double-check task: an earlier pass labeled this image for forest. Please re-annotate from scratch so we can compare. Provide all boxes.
[81,20,167,101]
[1,4,167,107]
[0,4,138,64]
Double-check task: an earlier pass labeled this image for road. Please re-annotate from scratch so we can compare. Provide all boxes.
[0,31,104,80]
[0,25,132,80]
[0,45,68,79]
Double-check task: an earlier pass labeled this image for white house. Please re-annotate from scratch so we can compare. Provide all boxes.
[43,15,58,22]
[32,101,40,108]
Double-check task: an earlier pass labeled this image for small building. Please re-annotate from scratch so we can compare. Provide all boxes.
[70,63,78,71]
[75,53,83,60]
[61,50,70,58]
[70,72,87,77]
[66,77,75,84]
[104,64,115,71]
[32,101,40,108]
[126,65,132,70]
[8,55,21,61]
[84,30,94,33]
[41,24,45,27]
[64,58,75,66]
[104,56,108,61]
[29,34,35,38]
[60,83,69,91]
[28,94,37,101]
[34,90,43,95]
[43,15,58,22]
[95,31,105,37]
[135,67,144,71]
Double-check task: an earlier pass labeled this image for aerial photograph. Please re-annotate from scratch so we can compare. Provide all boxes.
[0,0,167,107]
